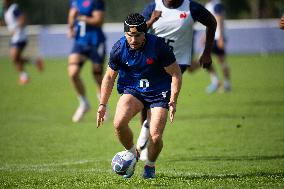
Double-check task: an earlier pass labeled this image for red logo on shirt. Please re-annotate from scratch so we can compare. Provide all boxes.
[146,58,154,65]
[83,0,90,7]
[180,12,187,19]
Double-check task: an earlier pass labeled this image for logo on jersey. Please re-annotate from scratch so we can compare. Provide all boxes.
[146,57,154,65]
[180,12,187,19]
[161,91,168,98]
[82,0,91,8]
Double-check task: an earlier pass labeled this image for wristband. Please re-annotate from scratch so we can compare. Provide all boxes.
[99,103,107,107]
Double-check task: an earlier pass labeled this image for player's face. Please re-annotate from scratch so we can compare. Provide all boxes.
[125,32,146,50]
[164,0,182,7]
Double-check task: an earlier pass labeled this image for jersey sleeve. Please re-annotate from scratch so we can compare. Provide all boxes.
[13,4,22,18]
[108,40,122,71]
[142,1,156,21]
[190,1,214,24]
[155,37,176,67]
[93,0,105,11]
[70,0,77,8]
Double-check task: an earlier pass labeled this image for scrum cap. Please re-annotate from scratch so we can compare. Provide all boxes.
[124,13,147,33]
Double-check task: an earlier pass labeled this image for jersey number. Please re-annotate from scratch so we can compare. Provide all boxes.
[165,38,175,51]
[140,79,149,88]
[78,21,86,37]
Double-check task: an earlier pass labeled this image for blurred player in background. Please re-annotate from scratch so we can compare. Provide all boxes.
[203,0,231,93]
[279,14,284,29]
[137,0,217,160]
[97,13,182,179]
[67,0,106,123]
[3,0,44,85]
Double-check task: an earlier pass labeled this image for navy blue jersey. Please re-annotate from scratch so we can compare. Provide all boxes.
[109,33,176,95]
[70,0,105,45]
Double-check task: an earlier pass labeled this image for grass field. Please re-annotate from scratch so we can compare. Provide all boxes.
[0,54,284,188]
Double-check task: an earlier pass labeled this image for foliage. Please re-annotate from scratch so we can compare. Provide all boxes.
[3,0,283,25]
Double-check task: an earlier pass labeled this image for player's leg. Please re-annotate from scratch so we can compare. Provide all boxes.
[113,94,144,153]
[90,42,108,117]
[92,63,103,97]
[143,107,168,179]
[206,41,220,93]
[216,54,231,91]
[68,53,90,122]
[90,41,105,99]
[137,108,150,161]
[9,43,29,84]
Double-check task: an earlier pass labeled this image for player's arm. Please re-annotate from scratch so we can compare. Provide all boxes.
[142,2,161,29]
[17,12,26,28]
[190,1,217,69]
[67,7,77,38]
[164,62,182,123]
[156,37,182,123]
[10,6,25,35]
[77,0,105,27]
[214,4,225,48]
[97,67,117,128]
[97,40,121,127]
[77,10,104,27]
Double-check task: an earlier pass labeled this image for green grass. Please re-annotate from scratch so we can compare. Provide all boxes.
[0,54,284,188]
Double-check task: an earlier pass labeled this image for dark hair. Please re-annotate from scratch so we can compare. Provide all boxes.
[124,13,147,33]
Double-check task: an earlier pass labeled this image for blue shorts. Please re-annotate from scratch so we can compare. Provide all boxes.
[71,42,106,64]
[123,88,170,110]
[10,40,27,50]
[212,40,226,56]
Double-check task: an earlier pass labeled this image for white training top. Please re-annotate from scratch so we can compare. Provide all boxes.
[4,3,27,43]
[149,0,194,66]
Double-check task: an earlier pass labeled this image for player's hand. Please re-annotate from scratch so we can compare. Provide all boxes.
[67,28,75,38]
[77,15,87,22]
[97,104,106,128]
[151,10,162,22]
[168,101,176,123]
[199,53,212,69]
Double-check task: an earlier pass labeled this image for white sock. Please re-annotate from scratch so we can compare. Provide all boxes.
[210,73,219,85]
[19,71,28,80]
[78,95,89,106]
[127,146,136,155]
[145,160,155,167]
[224,79,230,86]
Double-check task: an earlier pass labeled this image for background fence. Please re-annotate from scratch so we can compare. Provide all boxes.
[0,19,283,59]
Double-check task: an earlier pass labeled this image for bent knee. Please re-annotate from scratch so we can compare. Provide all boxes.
[150,133,163,144]
[113,118,129,131]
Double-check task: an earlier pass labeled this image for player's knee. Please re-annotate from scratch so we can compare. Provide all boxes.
[113,118,128,131]
[68,67,80,80]
[221,62,229,70]
[150,133,162,145]
[92,67,103,76]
